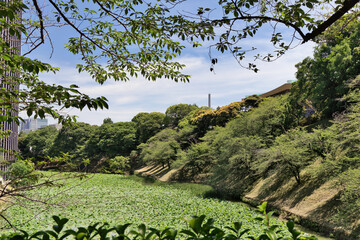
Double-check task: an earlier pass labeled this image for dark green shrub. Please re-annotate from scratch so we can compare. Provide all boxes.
[8,160,39,186]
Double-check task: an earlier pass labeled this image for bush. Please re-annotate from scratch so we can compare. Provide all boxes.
[103,156,130,174]
[8,160,39,186]
[259,128,316,184]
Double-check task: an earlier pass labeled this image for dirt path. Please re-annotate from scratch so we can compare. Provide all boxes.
[135,165,178,182]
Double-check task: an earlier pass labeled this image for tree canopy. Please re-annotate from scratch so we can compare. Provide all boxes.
[289,14,360,118]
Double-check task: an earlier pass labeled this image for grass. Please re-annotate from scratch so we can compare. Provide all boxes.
[1,173,287,236]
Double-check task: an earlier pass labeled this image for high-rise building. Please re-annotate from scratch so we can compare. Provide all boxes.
[20,118,49,133]
[0,0,21,168]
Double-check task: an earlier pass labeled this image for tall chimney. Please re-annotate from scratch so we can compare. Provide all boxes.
[208,93,211,108]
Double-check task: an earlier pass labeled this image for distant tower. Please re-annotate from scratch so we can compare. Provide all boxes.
[0,0,21,164]
[208,94,211,108]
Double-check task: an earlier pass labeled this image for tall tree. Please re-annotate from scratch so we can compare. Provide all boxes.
[132,112,165,144]
[290,15,360,118]
[165,104,198,128]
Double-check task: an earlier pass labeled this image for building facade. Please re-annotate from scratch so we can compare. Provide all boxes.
[20,118,49,133]
[0,0,21,167]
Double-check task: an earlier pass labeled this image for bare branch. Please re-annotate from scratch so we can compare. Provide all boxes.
[0,214,16,232]
[23,0,46,56]
[212,15,307,40]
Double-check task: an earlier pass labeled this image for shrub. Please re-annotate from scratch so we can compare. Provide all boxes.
[103,156,130,174]
[8,160,39,187]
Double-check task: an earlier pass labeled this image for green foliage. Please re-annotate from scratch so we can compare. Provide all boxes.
[50,123,95,160]
[197,0,358,71]
[85,121,137,159]
[205,127,264,195]
[102,118,113,124]
[165,104,198,128]
[337,168,360,208]
[101,156,130,174]
[0,172,318,239]
[332,167,360,227]
[132,112,166,144]
[175,143,213,181]
[190,98,261,135]
[19,119,137,172]
[175,95,291,192]
[176,125,198,150]
[37,152,87,172]
[309,77,360,178]
[1,174,286,234]
[0,201,317,240]
[290,17,360,119]
[18,126,58,160]
[7,160,39,187]
[259,128,316,184]
[139,129,180,168]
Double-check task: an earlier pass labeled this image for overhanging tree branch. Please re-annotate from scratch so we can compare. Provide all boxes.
[302,0,360,42]
[47,0,114,57]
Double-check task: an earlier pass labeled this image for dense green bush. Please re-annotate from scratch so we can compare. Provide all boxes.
[259,128,316,184]
[101,156,130,174]
[138,129,180,168]
[8,160,39,187]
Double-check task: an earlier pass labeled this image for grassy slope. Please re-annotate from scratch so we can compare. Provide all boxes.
[243,174,342,237]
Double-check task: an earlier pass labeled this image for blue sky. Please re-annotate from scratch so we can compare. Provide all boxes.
[21,2,316,125]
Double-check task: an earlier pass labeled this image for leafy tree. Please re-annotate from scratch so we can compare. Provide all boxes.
[50,123,95,160]
[7,159,39,187]
[180,142,214,177]
[290,16,360,119]
[85,121,137,160]
[101,156,130,174]
[189,108,213,137]
[189,100,246,138]
[18,126,58,160]
[260,128,316,184]
[203,126,264,195]
[314,75,360,177]
[165,104,198,128]
[177,125,198,149]
[132,112,166,144]
[102,118,113,124]
[139,129,180,168]
[223,95,290,145]
[190,95,263,137]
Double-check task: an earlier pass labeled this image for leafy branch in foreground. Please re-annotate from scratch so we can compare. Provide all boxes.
[0,202,317,240]
[21,0,360,76]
